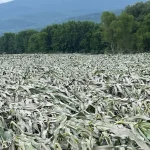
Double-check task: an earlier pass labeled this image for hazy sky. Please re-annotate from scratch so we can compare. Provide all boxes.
[0,0,13,4]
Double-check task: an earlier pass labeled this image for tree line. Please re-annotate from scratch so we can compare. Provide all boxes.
[0,1,150,54]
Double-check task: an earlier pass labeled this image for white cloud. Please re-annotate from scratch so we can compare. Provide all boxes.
[0,0,13,4]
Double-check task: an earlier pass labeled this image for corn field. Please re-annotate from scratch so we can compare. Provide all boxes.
[0,54,150,150]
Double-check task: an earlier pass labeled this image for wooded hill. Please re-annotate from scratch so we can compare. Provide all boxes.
[0,1,150,54]
[0,0,143,34]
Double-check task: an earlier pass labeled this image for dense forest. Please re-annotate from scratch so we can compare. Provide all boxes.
[0,1,150,54]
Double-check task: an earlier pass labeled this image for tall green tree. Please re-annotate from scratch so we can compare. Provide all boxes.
[125,1,150,21]
[15,30,38,53]
[28,32,48,53]
[101,12,116,53]
[117,12,135,53]
[90,30,104,54]
[0,33,15,54]
[41,25,53,52]
[136,13,150,52]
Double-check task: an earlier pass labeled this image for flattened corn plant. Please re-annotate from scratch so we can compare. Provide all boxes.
[0,53,150,150]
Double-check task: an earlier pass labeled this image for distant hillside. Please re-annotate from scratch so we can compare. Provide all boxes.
[0,0,146,35]
[67,10,122,23]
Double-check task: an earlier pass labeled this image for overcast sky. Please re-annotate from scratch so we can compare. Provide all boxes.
[0,0,13,4]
